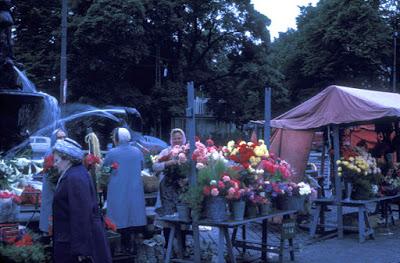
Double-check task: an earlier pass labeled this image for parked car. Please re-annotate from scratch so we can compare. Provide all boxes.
[29,136,51,153]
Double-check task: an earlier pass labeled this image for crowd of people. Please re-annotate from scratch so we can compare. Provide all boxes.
[38,127,186,262]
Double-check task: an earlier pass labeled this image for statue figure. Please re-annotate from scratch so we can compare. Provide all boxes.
[0,0,17,89]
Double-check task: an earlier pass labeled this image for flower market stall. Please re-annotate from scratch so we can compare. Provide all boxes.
[0,158,50,262]
[256,85,400,241]
[153,84,307,263]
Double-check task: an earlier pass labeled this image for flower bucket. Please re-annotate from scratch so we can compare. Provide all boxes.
[245,203,258,218]
[277,195,305,212]
[206,196,227,222]
[176,204,191,221]
[259,203,272,216]
[231,201,246,221]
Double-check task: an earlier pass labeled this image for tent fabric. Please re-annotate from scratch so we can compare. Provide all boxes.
[270,129,314,183]
[256,85,400,181]
[270,85,400,130]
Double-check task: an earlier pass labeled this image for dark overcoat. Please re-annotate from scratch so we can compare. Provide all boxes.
[53,165,112,263]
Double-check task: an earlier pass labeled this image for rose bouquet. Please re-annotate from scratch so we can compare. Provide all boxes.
[42,154,59,185]
[157,144,190,182]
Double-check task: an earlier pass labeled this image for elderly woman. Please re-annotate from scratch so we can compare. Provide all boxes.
[39,128,67,234]
[52,138,111,263]
[153,128,188,245]
[103,127,146,252]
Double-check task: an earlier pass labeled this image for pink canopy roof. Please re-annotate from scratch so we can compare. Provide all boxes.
[270,85,400,130]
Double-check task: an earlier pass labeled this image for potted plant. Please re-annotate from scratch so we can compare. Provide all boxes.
[198,159,239,222]
[0,232,48,263]
[278,182,312,212]
[226,179,246,221]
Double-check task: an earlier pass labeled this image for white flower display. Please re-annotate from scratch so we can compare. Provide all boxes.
[298,182,312,195]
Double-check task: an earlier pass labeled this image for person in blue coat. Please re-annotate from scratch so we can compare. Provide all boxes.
[39,128,66,234]
[103,127,147,252]
[52,138,111,263]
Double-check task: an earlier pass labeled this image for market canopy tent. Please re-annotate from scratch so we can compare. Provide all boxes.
[271,85,400,130]
[254,85,400,182]
[260,85,400,238]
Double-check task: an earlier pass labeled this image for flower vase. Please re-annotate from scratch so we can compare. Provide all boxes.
[345,182,352,200]
[206,196,227,222]
[245,203,258,218]
[278,195,305,212]
[259,203,272,216]
[231,201,246,221]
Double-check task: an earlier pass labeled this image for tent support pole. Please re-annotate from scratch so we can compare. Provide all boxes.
[320,134,326,198]
[186,81,196,186]
[264,87,271,148]
[332,125,343,238]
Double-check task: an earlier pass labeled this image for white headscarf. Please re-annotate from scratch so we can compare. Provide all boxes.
[170,128,186,145]
[116,127,131,144]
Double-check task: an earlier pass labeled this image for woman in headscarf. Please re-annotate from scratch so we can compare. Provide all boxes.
[52,138,111,263]
[103,127,146,253]
[153,128,188,244]
[39,128,67,235]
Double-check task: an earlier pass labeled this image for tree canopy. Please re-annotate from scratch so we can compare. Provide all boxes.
[10,0,400,135]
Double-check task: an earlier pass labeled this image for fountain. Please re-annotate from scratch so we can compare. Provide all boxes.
[0,0,56,153]
[0,1,166,156]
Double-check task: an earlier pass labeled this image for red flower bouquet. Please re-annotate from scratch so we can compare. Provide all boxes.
[43,154,59,185]
[84,154,101,169]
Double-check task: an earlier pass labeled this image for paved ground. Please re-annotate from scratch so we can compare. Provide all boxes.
[194,204,400,263]
[295,226,400,263]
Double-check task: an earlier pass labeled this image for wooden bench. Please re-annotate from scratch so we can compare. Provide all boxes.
[310,194,400,242]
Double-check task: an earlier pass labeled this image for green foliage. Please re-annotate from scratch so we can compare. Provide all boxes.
[10,0,400,134]
[271,0,396,106]
[0,243,47,263]
[180,184,203,219]
[197,159,227,186]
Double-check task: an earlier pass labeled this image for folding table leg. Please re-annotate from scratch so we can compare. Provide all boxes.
[358,206,366,243]
[223,227,236,263]
[289,238,295,261]
[262,219,268,263]
[242,225,246,254]
[218,227,225,263]
[175,226,184,259]
[164,225,176,263]
[192,223,201,263]
[310,204,321,237]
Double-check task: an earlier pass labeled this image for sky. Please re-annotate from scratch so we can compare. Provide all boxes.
[252,0,319,40]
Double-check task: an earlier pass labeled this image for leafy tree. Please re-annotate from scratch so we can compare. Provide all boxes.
[272,0,393,105]
[12,0,60,96]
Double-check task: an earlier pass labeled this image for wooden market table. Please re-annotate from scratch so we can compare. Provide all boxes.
[310,194,400,242]
[159,209,297,263]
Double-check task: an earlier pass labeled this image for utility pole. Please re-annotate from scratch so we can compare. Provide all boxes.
[60,0,68,104]
[393,31,397,93]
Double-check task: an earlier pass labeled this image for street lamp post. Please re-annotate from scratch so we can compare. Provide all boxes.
[60,0,68,104]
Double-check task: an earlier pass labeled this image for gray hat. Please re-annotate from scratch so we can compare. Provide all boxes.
[53,138,84,160]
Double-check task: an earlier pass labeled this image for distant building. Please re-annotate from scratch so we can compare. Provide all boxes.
[171,96,237,141]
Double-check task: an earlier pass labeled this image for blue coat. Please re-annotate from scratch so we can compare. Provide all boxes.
[103,143,147,228]
[53,165,111,263]
[39,174,55,233]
